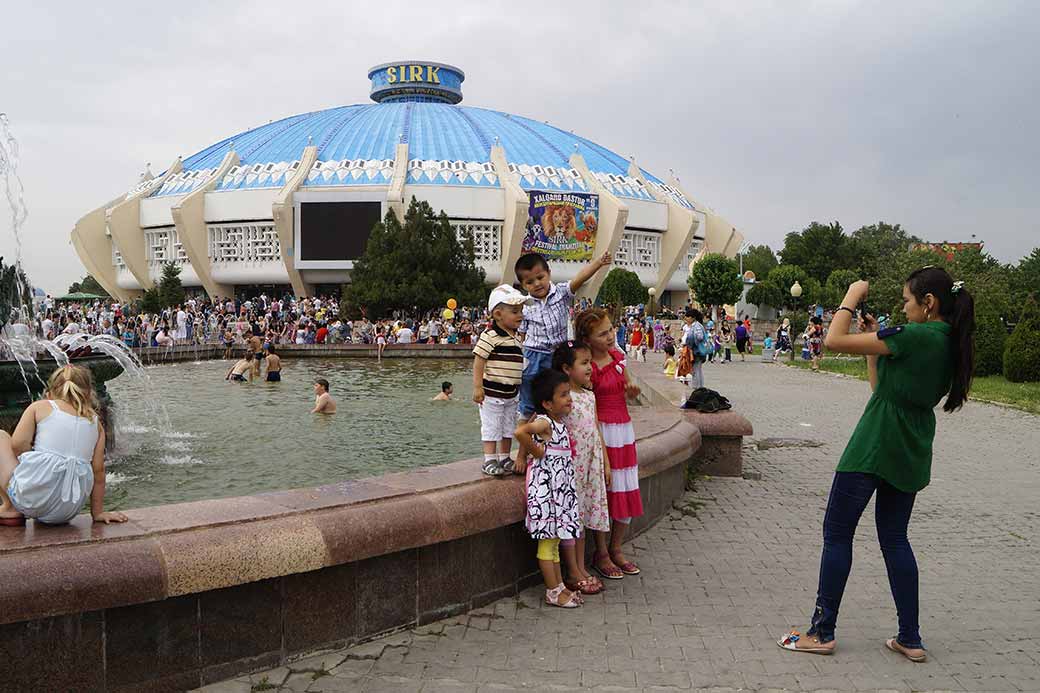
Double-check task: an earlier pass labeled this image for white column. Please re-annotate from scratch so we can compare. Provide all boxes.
[569,152,629,300]
[627,160,699,297]
[107,157,183,291]
[491,143,531,287]
[386,142,409,221]
[172,150,238,299]
[70,194,132,301]
[272,145,318,297]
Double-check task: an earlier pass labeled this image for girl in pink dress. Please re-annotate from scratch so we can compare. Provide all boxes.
[553,341,611,596]
[576,308,643,580]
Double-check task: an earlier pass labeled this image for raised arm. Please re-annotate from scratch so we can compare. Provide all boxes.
[823,281,891,357]
[569,252,612,294]
[514,417,550,459]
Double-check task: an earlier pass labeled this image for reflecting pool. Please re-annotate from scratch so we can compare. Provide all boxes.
[104,357,479,509]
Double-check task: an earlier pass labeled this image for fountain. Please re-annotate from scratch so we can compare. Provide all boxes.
[0,115,133,438]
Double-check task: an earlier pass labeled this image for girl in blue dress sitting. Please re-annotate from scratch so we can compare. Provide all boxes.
[0,365,127,526]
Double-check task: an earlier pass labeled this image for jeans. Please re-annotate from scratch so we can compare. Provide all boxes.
[519,348,554,416]
[809,472,922,648]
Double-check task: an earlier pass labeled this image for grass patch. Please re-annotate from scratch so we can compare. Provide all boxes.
[787,357,1040,415]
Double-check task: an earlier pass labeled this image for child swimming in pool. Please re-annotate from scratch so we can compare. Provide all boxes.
[0,365,128,526]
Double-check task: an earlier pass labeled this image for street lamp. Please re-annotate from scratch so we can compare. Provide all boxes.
[647,287,657,318]
[788,281,803,363]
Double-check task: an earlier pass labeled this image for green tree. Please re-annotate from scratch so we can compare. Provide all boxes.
[687,254,743,313]
[766,264,815,310]
[345,197,486,317]
[67,274,110,297]
[157,262,185,308]
[1003,296,1040,383]
[869,248,948,320]
[847,222,921,280]
[1010,247,1040,313]
[740,244,778,280]
[0,257,32,328]
[140,287,162,314]
[823,269,861,309]
[597,267,648,308]
[745,280,783,310]
[779,221,851,284]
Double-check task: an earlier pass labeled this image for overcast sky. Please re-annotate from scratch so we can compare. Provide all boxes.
[1,0,1037,294]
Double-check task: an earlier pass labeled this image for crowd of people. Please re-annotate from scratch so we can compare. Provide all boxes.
[27,292,490,352]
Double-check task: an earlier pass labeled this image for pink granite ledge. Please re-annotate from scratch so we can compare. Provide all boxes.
[0,408,697,625]
[679,410,753,437]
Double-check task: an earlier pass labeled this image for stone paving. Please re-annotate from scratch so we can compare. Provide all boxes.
[199,358,1040,692]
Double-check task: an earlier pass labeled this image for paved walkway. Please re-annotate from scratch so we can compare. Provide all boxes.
[202,358,1040,692]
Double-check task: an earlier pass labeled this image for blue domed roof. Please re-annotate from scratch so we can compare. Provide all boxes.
[148,65,693,210]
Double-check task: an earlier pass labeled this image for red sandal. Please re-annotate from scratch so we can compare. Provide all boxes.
[593,551,624,580]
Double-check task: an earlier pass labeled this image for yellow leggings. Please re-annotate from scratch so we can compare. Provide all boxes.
[536,538,561,562]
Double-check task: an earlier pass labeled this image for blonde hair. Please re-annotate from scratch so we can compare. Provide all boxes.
[574,307,611,344]
[46,365,98,420]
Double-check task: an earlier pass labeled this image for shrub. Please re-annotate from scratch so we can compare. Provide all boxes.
[1003,296,1040,383]
[974,301,1007,377]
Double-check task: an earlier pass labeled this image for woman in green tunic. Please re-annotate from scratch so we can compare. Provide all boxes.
[778,267,975,662]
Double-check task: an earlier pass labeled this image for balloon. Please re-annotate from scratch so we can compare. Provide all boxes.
[446,298,457,310]
[442,308,455,320]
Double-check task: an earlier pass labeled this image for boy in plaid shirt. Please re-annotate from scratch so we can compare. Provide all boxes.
[515,251,612,417]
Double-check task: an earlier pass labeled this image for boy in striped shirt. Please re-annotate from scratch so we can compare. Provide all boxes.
[473,285,534,476]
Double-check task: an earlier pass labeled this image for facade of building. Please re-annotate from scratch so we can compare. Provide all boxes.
[71,61,745,308]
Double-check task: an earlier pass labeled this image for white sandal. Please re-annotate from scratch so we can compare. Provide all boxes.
[777,630,835,655]
[544,584,581,608]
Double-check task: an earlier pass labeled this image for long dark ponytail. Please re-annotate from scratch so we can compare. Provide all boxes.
[905,266,976,412]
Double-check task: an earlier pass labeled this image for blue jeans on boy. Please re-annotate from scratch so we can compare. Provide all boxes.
[809,472,922,648]
[519,348,554,416]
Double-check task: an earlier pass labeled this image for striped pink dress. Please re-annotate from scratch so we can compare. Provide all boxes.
[590,348,643,520]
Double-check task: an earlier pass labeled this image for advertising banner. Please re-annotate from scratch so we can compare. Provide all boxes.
[522,191,599,262]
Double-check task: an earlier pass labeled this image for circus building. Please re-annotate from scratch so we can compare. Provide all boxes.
[71,61,745,308]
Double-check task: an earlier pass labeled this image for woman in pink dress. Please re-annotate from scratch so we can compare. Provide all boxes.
[575,307,643,580]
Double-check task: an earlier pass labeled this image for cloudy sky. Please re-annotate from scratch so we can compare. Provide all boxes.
[1,0,1037,293]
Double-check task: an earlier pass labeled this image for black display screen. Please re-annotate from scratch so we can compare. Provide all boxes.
[299,201,381,261]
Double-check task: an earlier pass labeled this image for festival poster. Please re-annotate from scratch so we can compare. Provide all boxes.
[522,191,599,262]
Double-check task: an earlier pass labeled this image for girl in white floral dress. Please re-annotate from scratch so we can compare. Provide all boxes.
[514,369,583,608]
[553,341,611,596]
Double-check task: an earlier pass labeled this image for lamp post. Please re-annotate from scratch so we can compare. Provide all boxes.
[789,281,803,363]
[647,287,657,318]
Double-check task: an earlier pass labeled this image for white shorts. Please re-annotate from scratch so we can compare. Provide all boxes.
[478,395,518,442]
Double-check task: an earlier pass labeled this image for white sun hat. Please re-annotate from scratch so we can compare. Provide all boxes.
[487,284,535,312]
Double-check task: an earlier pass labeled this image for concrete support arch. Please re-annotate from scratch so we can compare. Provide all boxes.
[272,145,318,298]
[386,142,409,221]
[70,195,131,301]
[107,158,183,292]
[666,175,744,259]
[627,160,699,298]
[172,151,238,300]
[570,153,628,300]
[491,144,532,287]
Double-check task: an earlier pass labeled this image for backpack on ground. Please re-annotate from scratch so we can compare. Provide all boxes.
[680,387,733,413]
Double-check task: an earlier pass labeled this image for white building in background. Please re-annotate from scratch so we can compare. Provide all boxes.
[72,61,746,308]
